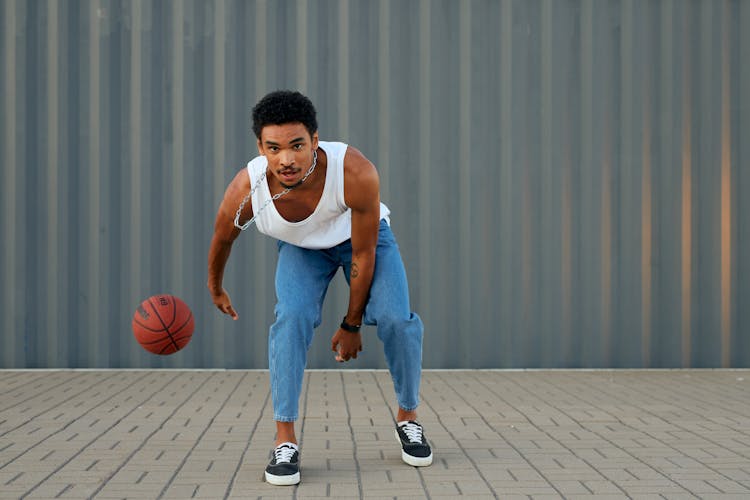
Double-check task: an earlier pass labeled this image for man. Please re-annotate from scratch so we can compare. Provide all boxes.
[207,90,431,486]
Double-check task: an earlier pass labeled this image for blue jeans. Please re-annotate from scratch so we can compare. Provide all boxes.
[269,220,424,422]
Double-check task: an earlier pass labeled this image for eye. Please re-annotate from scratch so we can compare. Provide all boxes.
[293,144,304,150]
[268,146,279,152]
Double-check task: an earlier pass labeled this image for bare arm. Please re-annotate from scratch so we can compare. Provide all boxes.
[207,169,250,319]
[331,146,381,361]
[343,148,381,325]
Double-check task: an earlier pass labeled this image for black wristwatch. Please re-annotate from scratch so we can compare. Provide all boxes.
[340,316,361,333]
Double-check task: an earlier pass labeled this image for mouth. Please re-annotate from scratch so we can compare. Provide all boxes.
[278,169,300,183]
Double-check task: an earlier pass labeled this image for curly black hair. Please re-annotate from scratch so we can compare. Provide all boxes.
[251,90,318,139]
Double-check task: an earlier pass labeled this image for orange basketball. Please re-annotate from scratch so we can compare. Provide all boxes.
[132,295,194,355]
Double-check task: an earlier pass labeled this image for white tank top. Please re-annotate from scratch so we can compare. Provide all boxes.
[246,141,390,249]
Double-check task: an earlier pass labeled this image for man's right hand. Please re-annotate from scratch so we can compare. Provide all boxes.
[211,288,239,320]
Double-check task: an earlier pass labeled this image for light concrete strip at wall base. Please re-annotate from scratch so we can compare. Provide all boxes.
[0,370,748,499]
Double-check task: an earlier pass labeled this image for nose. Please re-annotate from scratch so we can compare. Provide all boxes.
[280,150,295,167]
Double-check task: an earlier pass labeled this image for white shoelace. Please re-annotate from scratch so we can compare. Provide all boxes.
[399,422,424,443]
[274,443,297,463]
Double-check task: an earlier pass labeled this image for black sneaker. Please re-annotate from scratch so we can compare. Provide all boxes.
[264,442,300,485]
[395,420,433,466]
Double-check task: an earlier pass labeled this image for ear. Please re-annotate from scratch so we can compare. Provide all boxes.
[257,138,263,155]
[311,131,319,150]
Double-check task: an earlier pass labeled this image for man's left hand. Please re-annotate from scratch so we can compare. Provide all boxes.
[331,329,363,362]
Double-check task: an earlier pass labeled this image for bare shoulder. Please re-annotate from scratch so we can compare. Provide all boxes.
[223,168,251,206]
[214,168,251,237]
[343,146,379,190]
[343,146,380,211]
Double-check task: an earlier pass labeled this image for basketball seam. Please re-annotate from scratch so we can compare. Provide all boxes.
[132,318,166,333]
[158,342,176,355]
[137,336,187,346]
[169,312,193,337]
[166,297,177,329]
[147,298,179,352]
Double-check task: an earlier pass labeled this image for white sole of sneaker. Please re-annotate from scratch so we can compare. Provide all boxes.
[264,471,300,485]
[394,429,433,466]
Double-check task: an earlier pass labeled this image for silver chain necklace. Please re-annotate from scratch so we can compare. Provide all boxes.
[233,149,318,231]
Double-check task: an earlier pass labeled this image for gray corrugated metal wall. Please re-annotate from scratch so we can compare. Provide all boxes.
[1,0,747,369]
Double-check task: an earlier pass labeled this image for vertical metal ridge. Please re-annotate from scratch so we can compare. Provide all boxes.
[601,145,612,366]
[641,17,653,368]
[515,46,538,364]
[255,0,268,94]
[540,0,554,365]
[338,0,349,140]
[296,0,308,92]
[45,0,60,366]
[720,0,732,367]
[680,3,692,367]
[601,0,615,366]
[1,0,18,367]
[87,1,102,366]
[580,0,594,365]
[740,0,750,367]
[600,3,614,366]
[418,0,431,325]
[621,0,634,174]
[520,7,533,365]
[621,0,634,365]
[377,0,390,198]
[55,2,71,367]
[541,0,553,176]
[659,0,674,366]
[560,114,573,368]
[499,0,513,366]
[128,0,144,367]
[458,0,471,365]
[521,152,532,362]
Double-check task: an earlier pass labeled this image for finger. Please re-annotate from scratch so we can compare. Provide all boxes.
[331,340,338,352]
[227,305,239,320]
[336,348,349,362]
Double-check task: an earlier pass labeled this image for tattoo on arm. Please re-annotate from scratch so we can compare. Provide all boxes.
[350,262,359,279]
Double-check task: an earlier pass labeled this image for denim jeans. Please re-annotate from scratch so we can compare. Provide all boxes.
[269,220,424,422]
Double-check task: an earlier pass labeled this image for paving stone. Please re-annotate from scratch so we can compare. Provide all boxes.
[564,495,629,500]
[1,369,749,498]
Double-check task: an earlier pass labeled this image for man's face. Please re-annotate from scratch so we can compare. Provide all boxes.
[257,123,319,187]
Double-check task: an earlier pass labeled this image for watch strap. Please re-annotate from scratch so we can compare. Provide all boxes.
[340,317,361,333]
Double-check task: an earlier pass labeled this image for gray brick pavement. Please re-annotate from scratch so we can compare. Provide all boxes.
[1,369,749,499]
